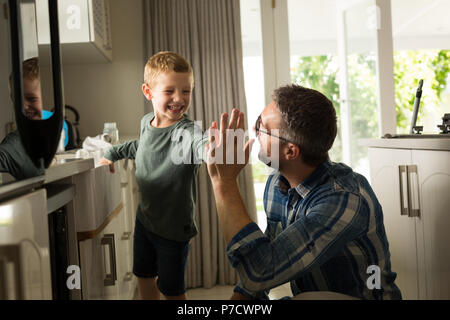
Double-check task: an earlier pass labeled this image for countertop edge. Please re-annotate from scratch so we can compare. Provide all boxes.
[358,138,450,151]
[0,175,46,202]
[44,158,95,184]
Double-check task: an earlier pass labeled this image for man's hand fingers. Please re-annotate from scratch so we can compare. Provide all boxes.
[237,112,246,131]
[236,111,245,131]
[245,139,255,164]
[228,108,240,130]
[208,123,217,160]
[220,113,228,139]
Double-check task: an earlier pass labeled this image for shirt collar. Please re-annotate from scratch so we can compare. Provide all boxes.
[274,159,331,198]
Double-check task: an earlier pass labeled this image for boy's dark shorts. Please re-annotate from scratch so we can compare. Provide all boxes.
[133,218,190,296]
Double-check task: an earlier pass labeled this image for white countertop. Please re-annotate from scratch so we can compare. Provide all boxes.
[359,137,450,151]
[44,158,95,184]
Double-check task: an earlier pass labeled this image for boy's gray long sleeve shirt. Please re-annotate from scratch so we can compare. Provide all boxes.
[0,130,45,180]
[104,113,207,242]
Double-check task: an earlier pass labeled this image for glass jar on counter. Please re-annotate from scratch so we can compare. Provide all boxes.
[103,122,119,144]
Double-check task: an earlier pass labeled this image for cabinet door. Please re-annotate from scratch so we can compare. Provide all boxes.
[114,201,134,300]
[368,148,418,299]
[78,211,121,300]
[88,0,113,60]
[36,0,91,44]
[413,150,450,299]
[78,235,107,299]
[0,189,51,300]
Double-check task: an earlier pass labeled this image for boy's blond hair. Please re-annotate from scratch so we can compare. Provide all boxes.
[22,57,40,80]
[8,57,40,100]
[9,57,40,84]
[144,51,194,88]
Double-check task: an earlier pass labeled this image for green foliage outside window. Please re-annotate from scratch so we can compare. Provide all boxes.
[251,49,450,183]
[290,49,450,166]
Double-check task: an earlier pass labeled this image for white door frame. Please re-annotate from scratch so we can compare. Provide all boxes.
[260,0,291,105]
[259,0,397,166]
[336,0,397,165]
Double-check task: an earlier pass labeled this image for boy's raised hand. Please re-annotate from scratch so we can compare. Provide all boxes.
[206,108,254,185]
[99,157,115,173]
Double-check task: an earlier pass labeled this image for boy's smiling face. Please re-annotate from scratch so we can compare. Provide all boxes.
[143,70,193,127]
[23,77,43,120]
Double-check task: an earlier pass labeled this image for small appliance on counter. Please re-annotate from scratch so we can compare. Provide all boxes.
[383,79,450,139]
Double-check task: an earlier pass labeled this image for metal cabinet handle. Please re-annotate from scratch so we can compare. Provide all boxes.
[121,231,132,241]
[407,165,420,217]
[0,245,23,299]
[124,272,133,282]
[101,234,117,286]
[398,165,409,216]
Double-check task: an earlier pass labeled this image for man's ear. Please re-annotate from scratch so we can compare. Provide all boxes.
[142,83,153,101]
[284,143,300,161]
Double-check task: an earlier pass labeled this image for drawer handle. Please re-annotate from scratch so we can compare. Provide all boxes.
[124,272,133,282]
[121,231,132,241]
[398,165,409,216]
[0,245,23,299]
[406,165,420,218]
[101,234,117,286]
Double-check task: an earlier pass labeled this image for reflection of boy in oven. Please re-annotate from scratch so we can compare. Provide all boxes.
[0,57,45,180]
[21,57,43,120]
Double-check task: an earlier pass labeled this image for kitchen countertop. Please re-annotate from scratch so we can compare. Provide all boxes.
[0,158,94,201]
[359,136,450,151]
[45,158,94,184]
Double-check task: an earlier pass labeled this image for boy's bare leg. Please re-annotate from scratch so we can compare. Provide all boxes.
[137,277,161,300]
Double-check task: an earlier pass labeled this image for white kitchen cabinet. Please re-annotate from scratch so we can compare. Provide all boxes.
[368,146,450,300]
[78,198,128,300]
[117,160,135,299]
[0,189,52,300]
[412,150,450,299]
[36,0,112,63]
[76,163,137,300]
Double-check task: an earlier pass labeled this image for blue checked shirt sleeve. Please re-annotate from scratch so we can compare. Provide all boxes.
[226,191,368,296]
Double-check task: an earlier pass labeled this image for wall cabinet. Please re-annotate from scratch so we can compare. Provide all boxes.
[36,0,112,63]
[368,147,450,299]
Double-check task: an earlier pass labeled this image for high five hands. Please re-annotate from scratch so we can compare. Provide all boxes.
[206,108,255,185]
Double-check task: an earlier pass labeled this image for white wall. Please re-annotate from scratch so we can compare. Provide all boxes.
[61,0,145,138]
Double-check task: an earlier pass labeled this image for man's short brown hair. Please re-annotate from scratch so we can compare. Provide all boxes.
[144,51,193,88]
[273,84,337,166]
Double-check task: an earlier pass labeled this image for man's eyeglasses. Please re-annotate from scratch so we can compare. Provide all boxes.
[255,115,298,145]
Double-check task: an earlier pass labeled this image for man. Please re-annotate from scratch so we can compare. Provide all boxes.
[206,84,401,300]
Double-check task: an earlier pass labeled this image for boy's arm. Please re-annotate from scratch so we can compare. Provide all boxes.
[104,139,139,161]
[101,140,139,173]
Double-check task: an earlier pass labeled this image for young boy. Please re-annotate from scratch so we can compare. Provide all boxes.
[100,51,207,300]
[1,57,45,179]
